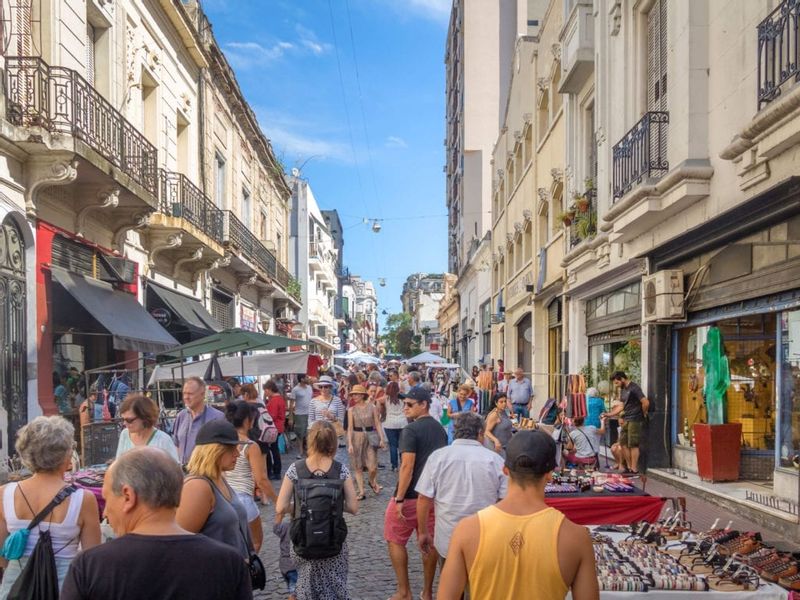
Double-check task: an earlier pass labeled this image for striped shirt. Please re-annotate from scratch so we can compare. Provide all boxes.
[308,396,346,425]
[225,443,254,496]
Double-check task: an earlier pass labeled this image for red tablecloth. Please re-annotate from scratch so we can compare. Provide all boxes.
[545,495,665,525]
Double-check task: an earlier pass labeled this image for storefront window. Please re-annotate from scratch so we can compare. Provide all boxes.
[586,327,641,395]
[779,310,800,469]
[676,316,776,451]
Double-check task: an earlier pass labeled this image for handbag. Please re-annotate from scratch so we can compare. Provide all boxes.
[247,551,266,590]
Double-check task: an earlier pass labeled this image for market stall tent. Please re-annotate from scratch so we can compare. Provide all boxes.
[158,328,307,358]
[148,351,309,385]
[405,351,445,364]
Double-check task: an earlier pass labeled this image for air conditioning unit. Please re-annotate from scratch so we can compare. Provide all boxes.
[642,270,685,323]
[275,307,296,321]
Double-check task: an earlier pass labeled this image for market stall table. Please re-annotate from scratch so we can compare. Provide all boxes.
[566,529,791,599]
[68,467,106,517]
[545,485,666,525]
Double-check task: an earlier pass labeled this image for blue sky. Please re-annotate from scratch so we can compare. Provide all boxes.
[202,0,450,330]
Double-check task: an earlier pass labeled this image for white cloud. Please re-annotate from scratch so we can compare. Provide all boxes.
[295,24,332,56]
[224,41,294,68]
[255,108,352,164]
[386,136,408,148]
[406,0,451,22]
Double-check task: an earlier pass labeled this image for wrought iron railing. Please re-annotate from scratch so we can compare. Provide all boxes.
[222,211,295,298]
[569,188,597,248]
[159,170,223,244]
[757,0,800,108]
[612,111,669,201]
[4,56,158,197]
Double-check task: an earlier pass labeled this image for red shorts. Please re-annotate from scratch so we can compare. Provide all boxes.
[383,498,435,546]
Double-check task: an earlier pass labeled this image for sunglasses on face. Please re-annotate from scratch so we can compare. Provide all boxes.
[122,416,139,424]
[403,401,418,408]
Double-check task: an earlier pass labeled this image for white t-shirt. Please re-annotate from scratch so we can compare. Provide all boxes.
[290,384,313,416]
[115,428,179,462]
[568,425,601,458]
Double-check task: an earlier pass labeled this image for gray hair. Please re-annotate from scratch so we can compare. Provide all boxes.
[110,447,183,509]
[16,416,74,472]
[453,412,484,441]
[184,376,206,391]
[407,371,422,385]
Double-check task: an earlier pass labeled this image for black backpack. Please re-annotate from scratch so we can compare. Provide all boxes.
[289,460,347,559]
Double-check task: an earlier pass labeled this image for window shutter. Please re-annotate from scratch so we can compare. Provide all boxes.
[646,0,667,111]
[86,23,96,85]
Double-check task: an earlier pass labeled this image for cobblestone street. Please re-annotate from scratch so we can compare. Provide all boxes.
[254,446,430,600]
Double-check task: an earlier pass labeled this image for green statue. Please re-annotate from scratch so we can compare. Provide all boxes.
[702,326,730,424]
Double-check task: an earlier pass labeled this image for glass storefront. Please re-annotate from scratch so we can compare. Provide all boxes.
[675,312,800,468]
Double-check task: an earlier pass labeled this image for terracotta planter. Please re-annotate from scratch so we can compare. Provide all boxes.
[575,197,590,213]
[692,423,742,482]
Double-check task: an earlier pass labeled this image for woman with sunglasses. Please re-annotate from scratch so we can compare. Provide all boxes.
[308,376,346,430]
[115,394,178,462]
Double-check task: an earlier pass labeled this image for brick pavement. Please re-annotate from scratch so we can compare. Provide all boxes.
[253,445,430,600]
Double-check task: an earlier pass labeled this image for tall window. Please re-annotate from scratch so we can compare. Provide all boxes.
[259,210,268,241]
[647,0,668,112]
[480,301,491,358]
[141,71,158,146]
[241,188,251,229]
[176,112,189,176]
[214,153,225,208]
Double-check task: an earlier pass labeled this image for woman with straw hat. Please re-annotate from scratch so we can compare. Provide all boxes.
[346,385,386,500]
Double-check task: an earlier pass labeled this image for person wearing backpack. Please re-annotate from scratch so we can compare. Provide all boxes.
[264,380,287,480]
[0,417,101,598]
[275,421,359,600]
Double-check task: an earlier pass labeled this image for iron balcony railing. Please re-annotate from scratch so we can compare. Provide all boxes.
[757,0,800,108]
[569,188,597,248]
[158,170,223,244]
[612,111,669,202]
[223,211,297,300]
[4,56,158,197]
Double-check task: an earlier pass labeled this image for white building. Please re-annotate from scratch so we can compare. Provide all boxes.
[288,177,338,360]
[350,276,379,353]
[401,273,445,353]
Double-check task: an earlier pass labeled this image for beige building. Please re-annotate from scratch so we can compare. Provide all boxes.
[0,0,297,457]
[491,0,564,400]
[436,273,460,363]
[555,0,800,534]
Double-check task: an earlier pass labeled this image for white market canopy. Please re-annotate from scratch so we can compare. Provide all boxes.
[334,351,381,364]
[148,351,309,385]
[426,362,461,369]
[405,351,445,364]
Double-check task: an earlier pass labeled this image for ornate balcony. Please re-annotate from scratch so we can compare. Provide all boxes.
[222,211,299,302]
[612,111,669,202]
[4,56,158,198]
[757,0,800,108]
[159,170,224,244]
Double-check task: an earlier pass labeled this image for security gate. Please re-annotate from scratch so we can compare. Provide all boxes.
[0,217,27,454]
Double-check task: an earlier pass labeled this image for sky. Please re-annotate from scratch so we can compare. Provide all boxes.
[202,0,450,331]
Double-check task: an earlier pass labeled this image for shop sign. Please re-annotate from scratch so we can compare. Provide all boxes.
[150,307,171,326]
[333,336,341,345]
[508,271,534,300]
[240,305,257,331]
[430,342,439,351]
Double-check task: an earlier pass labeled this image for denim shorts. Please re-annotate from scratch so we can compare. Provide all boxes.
[235,491,260,521]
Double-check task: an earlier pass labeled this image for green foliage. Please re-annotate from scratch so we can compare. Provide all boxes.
[614,340,641,384]
[383,313,415,357]
[286,276,301,301]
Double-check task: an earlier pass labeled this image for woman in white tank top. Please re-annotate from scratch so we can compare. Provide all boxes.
[0,417,100,597]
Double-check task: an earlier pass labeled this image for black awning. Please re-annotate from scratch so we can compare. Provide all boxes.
[51,267,178,353]
[146,280,222,342]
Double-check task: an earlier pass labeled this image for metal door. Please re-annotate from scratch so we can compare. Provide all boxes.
[0,217,27,453]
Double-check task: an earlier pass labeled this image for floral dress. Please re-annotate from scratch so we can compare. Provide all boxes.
[286,461,351,600]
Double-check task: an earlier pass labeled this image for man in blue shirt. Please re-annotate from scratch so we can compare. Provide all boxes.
[507,368,534,419]
[172,376,224,465]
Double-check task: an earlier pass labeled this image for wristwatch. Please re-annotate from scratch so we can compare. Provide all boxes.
[394,498,404,503]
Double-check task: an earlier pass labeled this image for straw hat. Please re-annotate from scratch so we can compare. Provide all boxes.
[349,384,368,396]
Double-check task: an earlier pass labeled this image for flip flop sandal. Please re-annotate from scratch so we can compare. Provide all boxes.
[356,493,366,501]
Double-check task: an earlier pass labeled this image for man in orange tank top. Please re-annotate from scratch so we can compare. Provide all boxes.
[438,430,599,600]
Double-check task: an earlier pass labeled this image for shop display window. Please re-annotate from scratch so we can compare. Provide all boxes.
[779,310,800,469]
[676,315,776,452]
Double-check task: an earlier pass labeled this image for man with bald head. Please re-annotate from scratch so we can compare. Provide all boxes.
[61,448,250,599]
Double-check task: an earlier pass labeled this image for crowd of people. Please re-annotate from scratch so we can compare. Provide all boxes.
[0,359,652,599]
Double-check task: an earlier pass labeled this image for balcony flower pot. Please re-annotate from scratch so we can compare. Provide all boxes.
[575,196,590,213]
[559,211,575,227]
[692,423,742,482]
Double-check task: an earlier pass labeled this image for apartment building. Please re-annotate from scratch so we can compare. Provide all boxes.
[288,177,337,361]
[553,0,800,533]
[350,275,379,353]
[0,0,296,456]
[402,273,445,354]
[436,273,460,363]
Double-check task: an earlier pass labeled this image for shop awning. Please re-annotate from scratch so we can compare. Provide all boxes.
[146,280,221,340]
[148,351,310,385]
[159,328,308,358]
[51,267,178,353]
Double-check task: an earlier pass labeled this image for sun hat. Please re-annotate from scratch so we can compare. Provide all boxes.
[313,375,335,389]
[504,429,557,475]
[348,384,368,396]
[195,420,248,446]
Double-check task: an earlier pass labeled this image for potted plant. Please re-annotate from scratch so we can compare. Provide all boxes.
[573,191,590,213]
[574,211,596,241]
[558,210,575,227]
[692,326,742,482]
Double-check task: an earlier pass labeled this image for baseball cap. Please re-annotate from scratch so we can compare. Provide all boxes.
[398,386,431,403]
[195,420,247,446]
[504,430,557,475]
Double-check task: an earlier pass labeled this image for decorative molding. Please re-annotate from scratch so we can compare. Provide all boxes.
[237,273,259,292]
[537,77,549,93]
[25,159,79,215]
[551,43,561,60]
[173,247,204,278]
[609,1,622,36]
[595,126,607,145]
[113,211,151,251]
[148,232,183,275]
[505,232,514,246]
[537,187,550,202]
[550,168,563,183]
[514,130,523,143]
[75,187,120,236]
[523,112,533,124]
[522,209,532,222]
[496,169,504,178]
